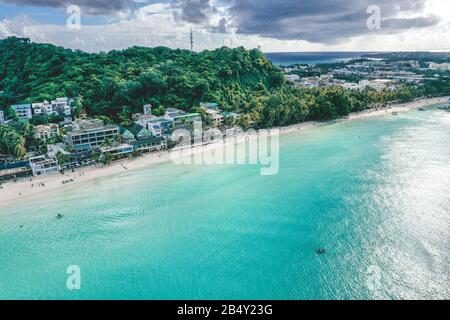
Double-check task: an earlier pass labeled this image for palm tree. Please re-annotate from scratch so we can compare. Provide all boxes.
[13,144,26,158]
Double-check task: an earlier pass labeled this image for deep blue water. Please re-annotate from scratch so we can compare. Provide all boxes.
[265,52,375,66]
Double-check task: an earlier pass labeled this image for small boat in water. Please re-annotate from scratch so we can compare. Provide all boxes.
[418,107,426,111]
[316,248,326,255]
[392,112,399,116]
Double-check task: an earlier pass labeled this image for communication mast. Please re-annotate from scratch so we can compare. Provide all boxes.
[190,28,194,51]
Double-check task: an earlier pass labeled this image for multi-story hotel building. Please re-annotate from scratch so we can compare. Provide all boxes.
[11,104,32,121]
[67,119,119,152]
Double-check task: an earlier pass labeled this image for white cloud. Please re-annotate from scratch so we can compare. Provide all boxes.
[0,1,449,52]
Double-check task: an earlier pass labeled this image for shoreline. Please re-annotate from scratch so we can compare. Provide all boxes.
[0,96,447,209]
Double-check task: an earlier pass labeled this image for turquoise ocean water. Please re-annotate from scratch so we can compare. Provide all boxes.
[0,105,449,300]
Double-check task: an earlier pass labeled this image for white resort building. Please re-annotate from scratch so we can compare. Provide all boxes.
[29,155,60,176]
[32,101,55,116]
[51,97,73,117]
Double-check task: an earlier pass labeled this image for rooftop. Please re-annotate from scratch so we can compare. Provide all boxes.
[11,104,31,108]
[35,125,56,133]
[200,102,220,110]
[72,119,117,133]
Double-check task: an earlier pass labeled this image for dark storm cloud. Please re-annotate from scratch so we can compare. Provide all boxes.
[0,0,137,15]
[1,0,441,43]
[227,0,441,43]
[209,17,228,33]
[171,0,216,24]
[383,16,440,29]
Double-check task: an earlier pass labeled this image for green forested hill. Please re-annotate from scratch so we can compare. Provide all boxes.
[0,37,283,119]
[1,37,449,132]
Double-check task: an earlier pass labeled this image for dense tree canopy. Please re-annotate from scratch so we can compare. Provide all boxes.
[0,37,449,159]
[0,37,282,120]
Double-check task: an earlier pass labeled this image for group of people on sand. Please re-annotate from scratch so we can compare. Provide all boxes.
[31,182,45,188]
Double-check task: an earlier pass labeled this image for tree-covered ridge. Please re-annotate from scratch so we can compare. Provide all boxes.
[363,52,450,64]
[0,37,283,120]
[1,37,449,138]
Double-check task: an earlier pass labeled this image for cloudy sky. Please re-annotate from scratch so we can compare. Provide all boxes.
[0,0,449,52]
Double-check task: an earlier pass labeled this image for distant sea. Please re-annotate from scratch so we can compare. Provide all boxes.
[265,52,376,66]
[0,104,449,299]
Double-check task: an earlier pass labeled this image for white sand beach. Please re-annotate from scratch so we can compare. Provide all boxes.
[0,96,447,209]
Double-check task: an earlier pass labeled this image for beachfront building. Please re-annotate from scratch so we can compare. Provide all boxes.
[173,113,201,130]
[100,144,134,157]
[67,119,119,152]
[29,155,60,176]
[0,110,4,124]
[147,120,163,137]
[11,104,32,121]
[130,123,152,140]
[118,126,135,142]
[0,161,33,182]
[147,117,173,137]
[164,108,201,131]
[131,136,167,153]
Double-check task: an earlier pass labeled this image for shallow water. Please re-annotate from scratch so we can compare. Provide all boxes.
[0,106,449,300]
